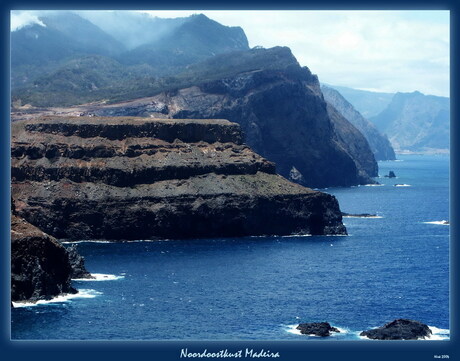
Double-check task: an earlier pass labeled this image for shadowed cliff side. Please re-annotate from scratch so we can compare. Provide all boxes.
[322,85,396,161]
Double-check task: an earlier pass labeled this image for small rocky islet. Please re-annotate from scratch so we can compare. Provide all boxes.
[295,319,432,340]
[360,319,433,340]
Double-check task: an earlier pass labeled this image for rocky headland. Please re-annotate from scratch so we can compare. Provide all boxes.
[12,116,347,241]
[11,214,91,303]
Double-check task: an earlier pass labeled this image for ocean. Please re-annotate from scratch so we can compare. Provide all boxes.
[11,154,450,341]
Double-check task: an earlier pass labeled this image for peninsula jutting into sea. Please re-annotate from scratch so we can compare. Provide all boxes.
[10,10,450,346]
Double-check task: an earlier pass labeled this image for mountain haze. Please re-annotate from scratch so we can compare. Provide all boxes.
[370,91,449,153]
[326,85,394,118]
[322,85,396,160]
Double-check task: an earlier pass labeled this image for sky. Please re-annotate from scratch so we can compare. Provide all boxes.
[11,10,450,97]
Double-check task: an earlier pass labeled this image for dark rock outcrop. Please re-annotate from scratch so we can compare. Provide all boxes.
[79,47,378,188]
[385,171,396,178]
[322,85,396,161]
[12,116,347,241]
[342,212,377,218]
[325,103,378,182]
[297,322,340,337]
[360,319,432,340]
[66,244,93,279]
[11,215,78,302]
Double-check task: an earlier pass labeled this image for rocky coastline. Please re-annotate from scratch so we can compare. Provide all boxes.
[12,116,347,242]
[11,214,91,303]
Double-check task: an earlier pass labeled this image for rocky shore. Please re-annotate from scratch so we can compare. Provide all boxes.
[11,215,91,303]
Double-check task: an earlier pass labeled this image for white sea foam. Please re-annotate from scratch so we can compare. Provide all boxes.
[61,240,113,244]
[364,184,384,187]
[280,234,312,238]
[12,289,102,308]
[423,221,449,226]
[286,324,302,335]
[394,184,411,187]
[72,273,125,281]
[425,326,450,340]
[334,326,349,334]
[343,215,383,219]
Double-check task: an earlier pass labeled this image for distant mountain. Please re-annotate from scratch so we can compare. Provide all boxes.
[11,12,250,105]
[369,91,450,153]
[325,85,394,118]
[77,10,188,50]
[11,12,248,93]
[11,12,125,88]
[118,14,249,73]
[321,85,396,160]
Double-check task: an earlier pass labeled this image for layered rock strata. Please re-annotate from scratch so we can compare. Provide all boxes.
[12,116,346,240]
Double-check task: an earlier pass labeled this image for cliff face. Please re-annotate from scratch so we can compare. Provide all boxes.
[82,47,377,188]
[12,116,346,240]
[11,215,77,302]
[325,104,378,180]
[322,85,396,161]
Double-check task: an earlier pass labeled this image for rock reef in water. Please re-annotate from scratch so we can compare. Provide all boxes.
[12,116,347,241]
[360,319,432,340]
[384,171,396,178]
[297,322,340,337]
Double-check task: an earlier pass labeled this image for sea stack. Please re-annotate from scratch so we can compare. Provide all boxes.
[12,116,347,241]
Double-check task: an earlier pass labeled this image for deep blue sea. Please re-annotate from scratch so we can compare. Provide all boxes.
[11,154,450,341]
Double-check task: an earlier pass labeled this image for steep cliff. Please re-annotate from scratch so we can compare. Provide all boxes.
[322,85,396,161]
[12,116,346,240]
[11,215,83,302]
[81,47,377,188]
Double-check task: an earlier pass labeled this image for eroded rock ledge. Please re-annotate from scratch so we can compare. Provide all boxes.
[12,116,347,240]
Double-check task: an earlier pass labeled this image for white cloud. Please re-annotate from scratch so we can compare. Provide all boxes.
[11,11,46,31]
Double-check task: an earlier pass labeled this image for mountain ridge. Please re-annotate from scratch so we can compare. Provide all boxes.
[321,85,396,161]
